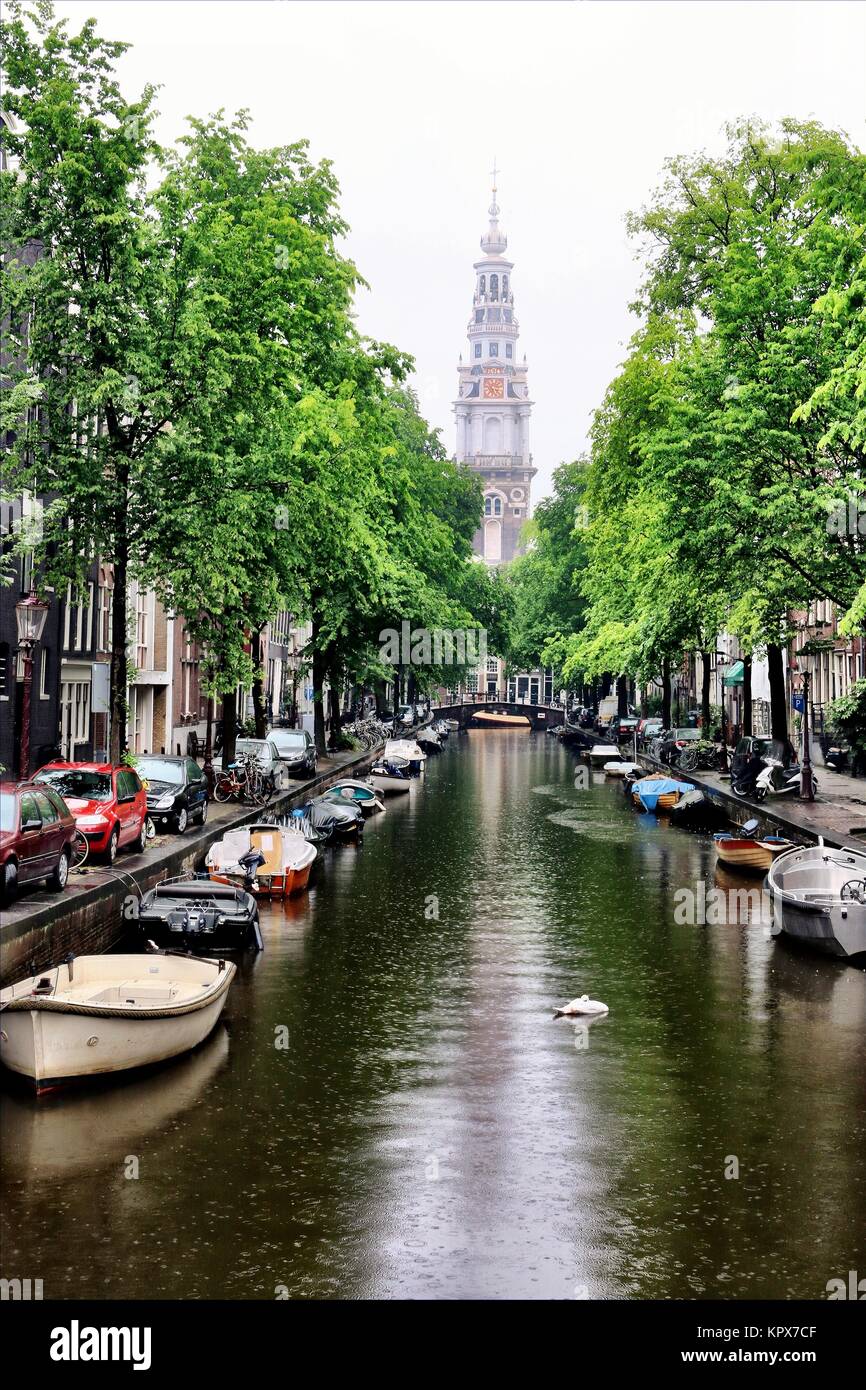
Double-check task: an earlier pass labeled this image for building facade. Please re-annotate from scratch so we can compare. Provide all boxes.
[454,175,536,567]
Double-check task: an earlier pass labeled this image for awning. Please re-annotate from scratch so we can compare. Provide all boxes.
[723,660,745,687]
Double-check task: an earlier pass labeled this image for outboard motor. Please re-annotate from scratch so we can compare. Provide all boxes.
[238,848,266,890]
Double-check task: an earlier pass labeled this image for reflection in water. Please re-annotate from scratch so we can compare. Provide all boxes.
[1,731,864,1300]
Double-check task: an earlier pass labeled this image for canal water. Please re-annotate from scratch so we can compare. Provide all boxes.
[2,731,865,1300]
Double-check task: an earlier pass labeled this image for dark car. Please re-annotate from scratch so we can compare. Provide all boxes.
[268,728,317,779]
[0,781,78,902]
[610,715,640,742]
[137,755,209,833]
[637,717,664,747]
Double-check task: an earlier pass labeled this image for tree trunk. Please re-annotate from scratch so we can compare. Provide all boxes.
[374,677,388,717]
[327,656,341,751]
[600,672,612,699]
[312,642,327,755]
[394,663,403,719]
[662,656,672,728]
[742,654,752,738]
[767,642,787,741]
[616,674,628,717]
[109,548,129,764]
[221,688,237,767]
[251,628,267,738]
[701,650,712,732]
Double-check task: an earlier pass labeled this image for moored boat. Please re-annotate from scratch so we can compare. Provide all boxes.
[206,823,317,896]
[385,738,426,772]
[765,840,866,960]
[416,727,443,752]
[631,774,693,811]
[302,795,364,841]
[603,760,639,778]
[139,876,262,950]
[585,743,621,767]
[370,757,412,795]
[0,952,236,1093]
[669,788,727,829]
[712,819,795,872]
[471,710,531,728]
[323,780,385,814]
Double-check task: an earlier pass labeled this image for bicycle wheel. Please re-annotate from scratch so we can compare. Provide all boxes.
[70,828,89,869]
[678,748,698,772]
[213,774,235,803]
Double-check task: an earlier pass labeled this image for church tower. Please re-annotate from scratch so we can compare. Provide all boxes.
[454,169,536,565]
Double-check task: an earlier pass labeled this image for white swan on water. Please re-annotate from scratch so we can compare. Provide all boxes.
[553,994,609,1019]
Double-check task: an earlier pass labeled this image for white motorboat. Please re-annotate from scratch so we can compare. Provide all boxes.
[385,738,426,772]
[604,760,640,777]
[585,743,621,767]
[765,841,866,961]
[324,779,385,814]
[0,953,236,1093]
[206,823,317,896]
[370,758,412,795]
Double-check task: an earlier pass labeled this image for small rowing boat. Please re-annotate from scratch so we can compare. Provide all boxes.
[713,820,795,873]
[370,758,412,795]
[631,775,692,811]
[324,780,385,814]
[0,953,236,1093]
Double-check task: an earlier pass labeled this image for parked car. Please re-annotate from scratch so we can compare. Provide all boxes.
[33,762,148,862]
[637,717,664,747]
[214,738,287,792]
[268,728,317,779]
[396,704,416,727]
[653,727,702,766]
[610,715,640,742]
[136,755,209,833]
[0,781,78,902]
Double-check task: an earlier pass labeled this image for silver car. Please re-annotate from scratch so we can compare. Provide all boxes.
[214,737,288,791]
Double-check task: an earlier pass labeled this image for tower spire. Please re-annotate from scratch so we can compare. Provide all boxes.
[481,159,507,256]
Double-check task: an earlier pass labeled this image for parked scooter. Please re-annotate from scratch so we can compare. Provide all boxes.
[825,744,849,774]
[732,752,817,801]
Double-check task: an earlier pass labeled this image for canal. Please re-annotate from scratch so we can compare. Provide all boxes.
[2,730,865,1299]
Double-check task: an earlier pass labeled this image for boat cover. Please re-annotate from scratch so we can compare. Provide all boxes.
[633,777,693,811]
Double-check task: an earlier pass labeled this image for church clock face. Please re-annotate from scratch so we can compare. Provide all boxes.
[483,378,504,399]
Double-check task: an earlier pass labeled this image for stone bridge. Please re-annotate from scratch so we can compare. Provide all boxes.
[432,700,565,732]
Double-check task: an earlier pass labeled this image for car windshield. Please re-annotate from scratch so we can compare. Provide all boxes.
[0,792,16,832]
[236,740,267,758]
[271,733,306,751]
[36,769,112,800]
[673,729,700,740]
[137,758,184,785]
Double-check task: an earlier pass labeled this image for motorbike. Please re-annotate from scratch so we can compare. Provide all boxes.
[825,744,849,774]
[731,752,817,801]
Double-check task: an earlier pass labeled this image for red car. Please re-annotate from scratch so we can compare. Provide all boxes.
[0,781,78,902]
[34,762,148,862]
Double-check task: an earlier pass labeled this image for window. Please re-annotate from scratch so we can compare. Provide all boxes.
[505,343,513,358]
[0,642,8,697]
[33,791,58,823]
[39,649,49,699]
[502,274,509,297]
[489,273,498,300]
[20,793,41,828]
[484,497,492,516]
[513,508,522,517]
[504,309,512,323]
[474,343,482,358]
[489,342,498,357]
[479,275,486,295]
[485,495,502,517]
[475,309,484,323]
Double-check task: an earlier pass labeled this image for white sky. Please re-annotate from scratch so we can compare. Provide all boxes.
[56,0,866,502]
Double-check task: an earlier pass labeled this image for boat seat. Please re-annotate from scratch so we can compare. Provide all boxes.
[155,881,240,900]
[87,985,180,1006]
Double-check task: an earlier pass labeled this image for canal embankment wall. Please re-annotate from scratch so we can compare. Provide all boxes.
[0,743,385,988]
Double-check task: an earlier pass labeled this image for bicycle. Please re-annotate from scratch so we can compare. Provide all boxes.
[214,752,273,806]
[70,828,89,870]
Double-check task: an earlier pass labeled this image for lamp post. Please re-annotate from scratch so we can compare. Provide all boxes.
[714,652,730,772]
[795,635,833,803]
[15,590,50,780]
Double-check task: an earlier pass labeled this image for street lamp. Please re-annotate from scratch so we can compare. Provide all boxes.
[15,589,50,780]
[794,635,834,803]
[714,652,730,772]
